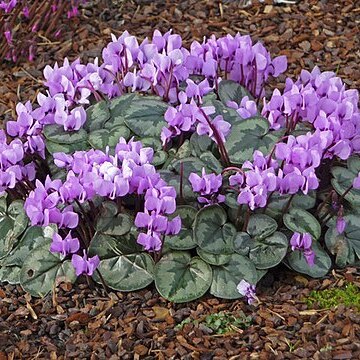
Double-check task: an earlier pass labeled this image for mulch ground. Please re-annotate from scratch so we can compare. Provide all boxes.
[1,0,360,358]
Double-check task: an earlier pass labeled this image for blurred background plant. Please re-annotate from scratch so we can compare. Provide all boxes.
[0,0,87,63]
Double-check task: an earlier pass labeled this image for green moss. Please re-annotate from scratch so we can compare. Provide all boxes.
[306,282,360,310]
[175,311,252,335]
[204,311,252,334]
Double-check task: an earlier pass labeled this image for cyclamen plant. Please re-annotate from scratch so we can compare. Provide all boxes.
[1,29,360,303]
[0,0,86,62]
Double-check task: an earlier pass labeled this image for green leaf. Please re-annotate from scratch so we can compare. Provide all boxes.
[45,140,89,154]
[233,232,252,256]
[95,209,132,237]
[194,205,235,254]
[105,93,138,118]
[20,243,76,297]
[196,248,231,266]
[225,117,279,165]
[190,132,213,157]
[218,80,254,106]
[283,208,321,240]
[0,265,21,284]
[89,231,143,259]
[175,140,193,160]
[140,137,162,151]
[152,151,168,167]
[246,214,277,240]
[159,170,196,203]
[154,251,212,303]
[88,125,130,150]
[331,166,360,206]
[85,100,111,132]
[89,231,154,291]
[97,253,154,292]
[168,157,209,179]
[165,206,197,250]
[1,226,52,267]
[43,124,88,144]
[0,199,28,259]
[203,92,242,126]
[347,156,360,174]
[199,152,222,174]
[285,242,331,278]
[248,231,288,269]
[124,95,168,138]
[210,254,257,299]
[264,192,316,220]
[325,214,360,267]
[292,192,316,210]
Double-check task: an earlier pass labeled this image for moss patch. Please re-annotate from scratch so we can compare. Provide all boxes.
[306,282,360,310]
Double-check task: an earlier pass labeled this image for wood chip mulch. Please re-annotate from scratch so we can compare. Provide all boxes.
[0,1,360,358]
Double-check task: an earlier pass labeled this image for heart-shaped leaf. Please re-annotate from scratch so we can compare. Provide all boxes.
[108,93,136,126]
[154,251,212,303]
[168,157,210,179]
[89,231,143,258]
[85,100,111,132]
[89,231,154,291]
[203,92,242,126]
[88,125,131,150]
[264,192,316,220]
[283,208,321,240]
[210,253,257,299]
[43,124,88,144]
[248,231,288,269]
[199,152,222,174]
[45,140,89,154]
[246,214,277,240]
[331,166,360,206]
[225,117,279,165]
[218,80,255,106]
[152,151,168,166]
[0,265,21,284]
[20,243,76,297]
[347,156,360,174]
[285,242,331,278]
[325,214,360,267]
[95,209,132,237]
[1,226,53,267]
[190,132,213,157]
[196,248,231,266]
[124,95,168,138]
[194,205,235,254]
[233,232,252,256]
[165,206,197,250]
[97,253,154,292]
[0,198,28,259]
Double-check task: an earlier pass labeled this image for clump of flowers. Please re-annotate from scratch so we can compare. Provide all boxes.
[0,30,359,304]
[0,0,87,62]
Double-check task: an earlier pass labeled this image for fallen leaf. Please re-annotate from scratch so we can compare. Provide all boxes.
[152,306,169,321]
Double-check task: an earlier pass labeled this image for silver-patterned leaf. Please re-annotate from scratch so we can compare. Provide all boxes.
[225,117,279,165]
[154,251,212,303]
[249,231,288,269]
[194,205,235,254]
[283,208,321,240]
[210,253,257,299]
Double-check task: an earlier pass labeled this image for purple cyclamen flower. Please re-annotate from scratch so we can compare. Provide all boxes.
[71,250,100,276]
[50,232,80,257]
[336,216,346,234]
[196,114,231,145]
[189,168,225,204]
[290,232,315,267]
[353,172,360,189]
[237,280,257,305]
